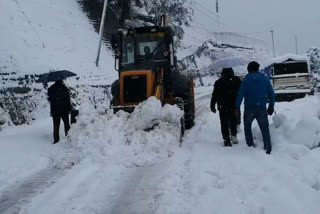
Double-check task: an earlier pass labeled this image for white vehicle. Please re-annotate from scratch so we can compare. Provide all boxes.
[265,54,312,101]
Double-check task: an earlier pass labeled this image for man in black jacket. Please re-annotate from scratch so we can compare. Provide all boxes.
[210,68,242,147]
[48,80,71,144]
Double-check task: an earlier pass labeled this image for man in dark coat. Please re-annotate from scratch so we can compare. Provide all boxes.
[236,61,275,154]
[211,67,242,147]
[48,79,71,144]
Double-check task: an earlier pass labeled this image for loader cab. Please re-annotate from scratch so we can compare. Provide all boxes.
[112,27,175,72]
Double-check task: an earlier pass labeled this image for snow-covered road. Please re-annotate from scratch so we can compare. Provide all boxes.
[1,89,320,214]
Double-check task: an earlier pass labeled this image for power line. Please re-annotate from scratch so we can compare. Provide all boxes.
[195,1,219,18]
[238,30,270,35]
[185,28,210,40]
[193,3,230,29]
[193,8,230,31]
[194,6,218,21]
[193,6,219,23]
[13,0,45,48]
[192,19,270,37]
[192,25,217,32]
[193,18,216,30]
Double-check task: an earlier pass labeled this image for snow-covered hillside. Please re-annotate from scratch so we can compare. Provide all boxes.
[0,0,116,84]
[179,32,271,86]
[0,0,119,128]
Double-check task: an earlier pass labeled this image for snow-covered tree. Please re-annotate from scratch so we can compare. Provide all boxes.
[127,0,193,42]
[80,0,193,44]
[306,47,320,91]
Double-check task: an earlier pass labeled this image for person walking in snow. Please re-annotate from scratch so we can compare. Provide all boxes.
[235,61,275,154]
[211,67,242,147]
[48,79,71,144]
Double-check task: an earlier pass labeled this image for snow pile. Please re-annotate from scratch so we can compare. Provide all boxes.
[269,96,320,149]
[65,97,183,167]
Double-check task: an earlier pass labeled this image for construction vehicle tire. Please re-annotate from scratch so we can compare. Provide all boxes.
[182,84,195,129]
[110,80,120,106]
[173,97,185,141]
[171,72,195,130]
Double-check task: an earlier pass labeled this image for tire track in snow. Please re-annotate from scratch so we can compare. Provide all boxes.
[107,161,170,214]
[0,167,66,214]
[105,93,208,214]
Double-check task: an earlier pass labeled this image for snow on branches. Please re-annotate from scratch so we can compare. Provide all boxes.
[126,0,194,43]
[306,47,320,91]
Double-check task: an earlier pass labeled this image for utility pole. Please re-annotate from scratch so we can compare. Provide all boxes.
[295,35,298,55]
[216,0,220,31]
[270,29,276,58]
[96,0,109,67]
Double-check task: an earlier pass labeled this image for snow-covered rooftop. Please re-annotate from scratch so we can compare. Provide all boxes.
[265,54,309,67]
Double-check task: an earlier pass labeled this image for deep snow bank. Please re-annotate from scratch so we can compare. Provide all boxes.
[269,96,320,150]
[182,92,320,214]
[65,97,183,167]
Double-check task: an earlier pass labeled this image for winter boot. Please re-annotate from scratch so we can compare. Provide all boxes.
[224,140,232,147]
[247,142,256,148]
[231,136,239,144]
[265,146,272,154]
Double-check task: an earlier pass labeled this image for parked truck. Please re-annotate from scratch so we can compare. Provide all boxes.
[263,55,312,101]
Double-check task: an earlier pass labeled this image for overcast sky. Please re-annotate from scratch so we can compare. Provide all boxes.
[195,0,320,55]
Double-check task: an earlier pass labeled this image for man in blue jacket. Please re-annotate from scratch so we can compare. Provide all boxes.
[236,61,275,154]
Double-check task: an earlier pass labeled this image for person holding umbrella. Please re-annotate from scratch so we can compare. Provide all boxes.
[211,67,242,147]
[48,79,72,144]
[38,70,76,144]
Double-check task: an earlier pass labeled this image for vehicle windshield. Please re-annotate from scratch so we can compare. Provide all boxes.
[121,33,168,65]
[122,39,135,65]
[274,61,309,75]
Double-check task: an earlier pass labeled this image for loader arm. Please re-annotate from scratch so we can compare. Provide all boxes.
[153,69,164,101]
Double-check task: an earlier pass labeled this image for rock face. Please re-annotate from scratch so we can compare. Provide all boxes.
[0,72,45,128]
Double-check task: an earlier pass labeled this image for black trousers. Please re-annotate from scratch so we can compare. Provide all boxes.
[53,115,70,143]
[219,109,237,142]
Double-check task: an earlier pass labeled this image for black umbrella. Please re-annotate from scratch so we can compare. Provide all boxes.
[36,70,77,83]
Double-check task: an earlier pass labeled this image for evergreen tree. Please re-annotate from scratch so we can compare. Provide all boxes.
[306,47,320,91]
[79,0,193,45]
[127,0,193,43]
